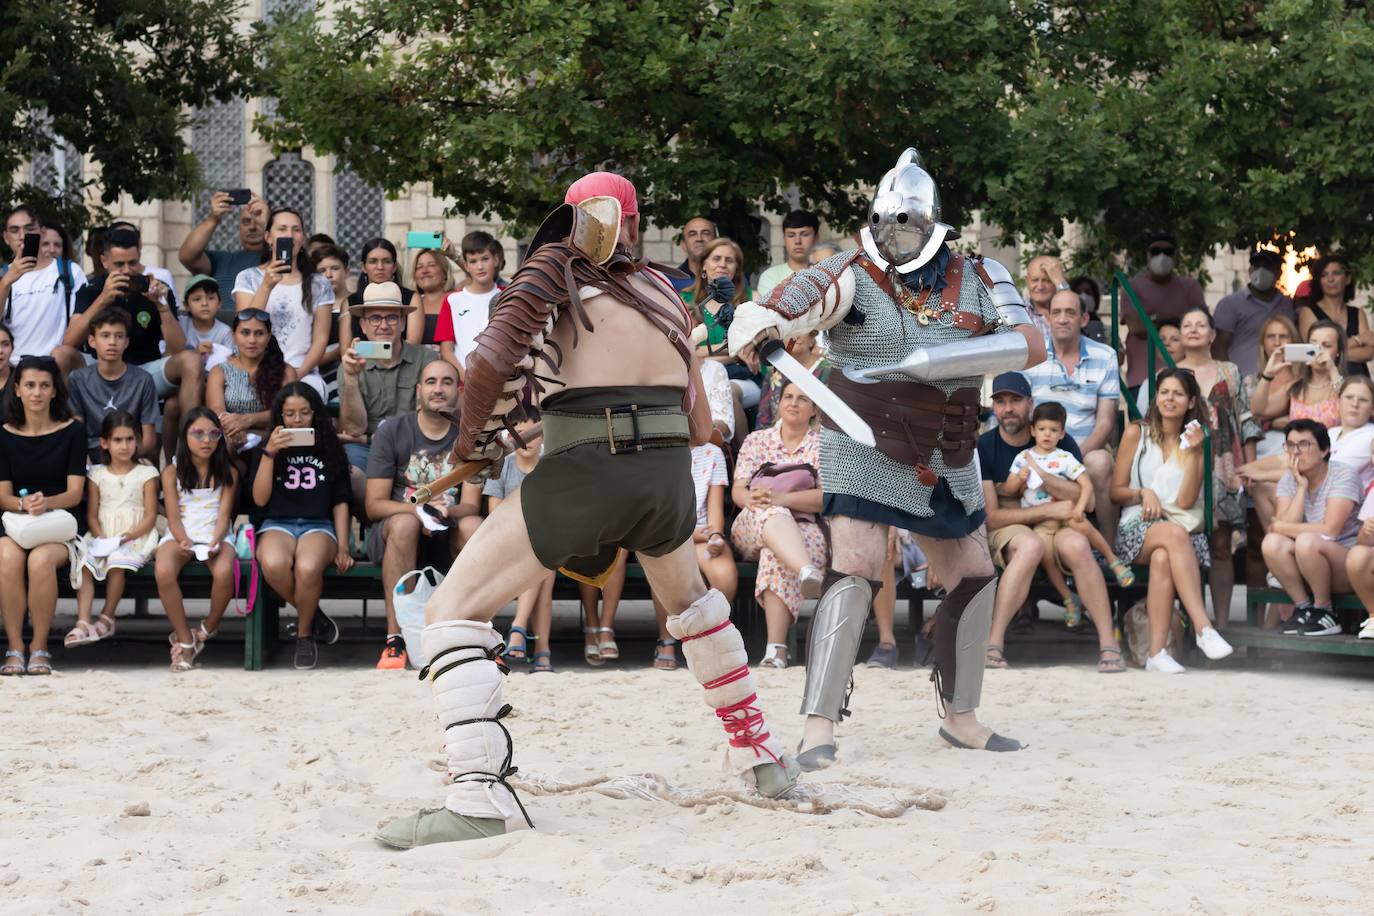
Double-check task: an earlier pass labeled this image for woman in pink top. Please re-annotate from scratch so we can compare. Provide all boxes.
[1253,319,1345,430]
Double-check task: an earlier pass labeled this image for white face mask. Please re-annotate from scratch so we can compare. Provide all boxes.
[1249,267,1276,292]
[1148,253,1175,277]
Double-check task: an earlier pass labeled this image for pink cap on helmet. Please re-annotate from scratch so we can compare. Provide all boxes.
[564,171,639,217]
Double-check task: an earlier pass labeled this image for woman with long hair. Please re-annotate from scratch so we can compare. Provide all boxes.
[0,357,87,675]
[1174,306,1259,627]
[252,382,354,670]
[1253,319,1345,429]
[342,237,414,353]
[232,207,333,399]
[1111,367,1233,672]
[207,309,297,453]
[1245,314,1300,459]
[1297,254,1372,376]
[687,237,761,409]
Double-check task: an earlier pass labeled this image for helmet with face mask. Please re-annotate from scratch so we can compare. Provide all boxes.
[863,148,957,274]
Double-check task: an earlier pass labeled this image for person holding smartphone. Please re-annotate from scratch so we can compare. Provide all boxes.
[232,207,334,401]
[338,281,428,502]
[178,189,269,309]
[251,382,354,670]
[0,206,88,371]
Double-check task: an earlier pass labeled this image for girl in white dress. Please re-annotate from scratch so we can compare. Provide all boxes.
[65,412,160,647]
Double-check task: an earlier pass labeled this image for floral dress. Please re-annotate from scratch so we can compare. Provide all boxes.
[730,424,828,617]
[1200,360,1261,529]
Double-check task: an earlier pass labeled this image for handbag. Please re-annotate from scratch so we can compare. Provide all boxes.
[2,508,78,549]
[230,522,258,616]
[395,567,445,668]
[748,462,821,524]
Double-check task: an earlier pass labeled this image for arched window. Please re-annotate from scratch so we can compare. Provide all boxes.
[263,151,316,231]
[191,99,246,251]
[333,168,385,267]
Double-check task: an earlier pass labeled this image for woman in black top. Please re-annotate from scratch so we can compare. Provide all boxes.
[252,382,354,669]
[0,357,88,675]
[1298,254,1372,377]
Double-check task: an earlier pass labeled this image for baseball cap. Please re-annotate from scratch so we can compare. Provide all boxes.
[991,372,1031,398]
[184,274,219,299]
[1249,249,1282,270]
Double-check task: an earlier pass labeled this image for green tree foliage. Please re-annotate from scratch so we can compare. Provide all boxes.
[258,0,1374,278]
[0,1,257,239]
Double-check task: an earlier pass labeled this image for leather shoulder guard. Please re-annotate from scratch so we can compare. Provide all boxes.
[457,243,693,458]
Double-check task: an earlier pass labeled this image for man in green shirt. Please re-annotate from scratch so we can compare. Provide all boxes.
[340,281,429,501]
[755,209,819,299]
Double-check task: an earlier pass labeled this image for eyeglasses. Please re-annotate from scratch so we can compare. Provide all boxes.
[363,313,402,325]
[1283,440,1318,453]
[237,308,271,324]
[282,409,314,423]
[364,258,395,268]
[189,428,223,443]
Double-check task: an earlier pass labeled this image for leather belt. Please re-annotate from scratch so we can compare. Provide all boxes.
[541,405,690,456]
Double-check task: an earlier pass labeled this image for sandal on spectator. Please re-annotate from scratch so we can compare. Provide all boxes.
[1,649,24,676]
[760,643,788,669]
[503,626,532,662]
[652,638,678,670]
[169,639,198,673]
[596,627,619,660]
[582,627,605,667]
[194,621,216,644]
[985,645,1009,669]
[1108,560,1136,588]
[1062,594,1084,629]
[26,649,52,675]
[64,620,100,648]
[376,634,407,670]
[530,650,553,673]
[1097,646,1126,674]
[864,642,898,669]
[91,614,116,641]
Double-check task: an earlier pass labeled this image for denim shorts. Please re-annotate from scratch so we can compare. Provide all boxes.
[258,517,336,541]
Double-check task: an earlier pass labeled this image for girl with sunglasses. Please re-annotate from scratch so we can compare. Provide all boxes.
[155,408,238,671]
[206,309,296,453]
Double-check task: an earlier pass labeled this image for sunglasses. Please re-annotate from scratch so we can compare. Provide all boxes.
[189,428,223,443]
[236,308,272,325]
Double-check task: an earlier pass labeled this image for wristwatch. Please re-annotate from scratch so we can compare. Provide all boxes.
[1056,282,1070,291]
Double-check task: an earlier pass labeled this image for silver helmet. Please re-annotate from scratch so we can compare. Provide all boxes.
[867,148,956,271]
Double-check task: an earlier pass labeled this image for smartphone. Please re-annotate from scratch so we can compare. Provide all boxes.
[1283,343,1318,364]
[274,236,294,265]
[124,273,151,296]
[223,188,252,205]
[282,428,316,448]
[354,340,393,360]
[407,231,443,250]
[21,233,39,260]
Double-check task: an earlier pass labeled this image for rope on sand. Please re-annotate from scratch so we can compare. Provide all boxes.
[509,772,946,818]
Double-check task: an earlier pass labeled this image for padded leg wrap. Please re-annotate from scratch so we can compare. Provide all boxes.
[930,575,997,714]
[666,589,786,774]
[420,620,531,826]
[799,574,873,722]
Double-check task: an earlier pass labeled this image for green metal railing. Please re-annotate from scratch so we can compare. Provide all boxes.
[1110,271,1213,535]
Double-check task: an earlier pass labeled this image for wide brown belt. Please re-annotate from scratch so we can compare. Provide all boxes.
[822,372,981,487]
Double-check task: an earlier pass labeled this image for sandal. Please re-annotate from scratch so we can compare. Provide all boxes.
[91,614,116,641]
[26,649,52,676]
[1,649,24,676]
[596,627,619,660]
[760,643,788,669]
[193,621,216,644]
[985,645,1009,669]
[64,620,99,648]
[1109,560,1136,588]
[530,650,553,673]
[503,626,532,662]
[582,627,605,667]
[1062,594,1084,629]
[169,633,201,672]
[1098,646,1126,674]
[652,638,679,671]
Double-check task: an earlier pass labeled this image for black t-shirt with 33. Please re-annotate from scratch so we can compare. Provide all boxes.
[252,446,351,521]
[73,276,178,365]
[977,426,1083,484]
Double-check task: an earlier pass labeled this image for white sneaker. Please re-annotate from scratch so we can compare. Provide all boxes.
[798,565,824,599]
[1265,572,1281,588]
[1359,618,1374,640]
[1195,627,1234,660]
[1145,649,1186,674]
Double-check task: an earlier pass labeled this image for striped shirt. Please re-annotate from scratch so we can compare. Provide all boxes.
[1023,335,1120,444]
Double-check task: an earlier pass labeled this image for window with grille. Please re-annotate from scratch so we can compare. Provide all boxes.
[263,151,316,230]
[333,168,385,267]
[191,99,246,251]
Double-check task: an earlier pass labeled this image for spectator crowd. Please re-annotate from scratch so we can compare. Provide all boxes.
[1,196,1371,679]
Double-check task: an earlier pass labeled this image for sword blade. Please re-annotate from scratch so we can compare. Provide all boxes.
[761,342,876,448]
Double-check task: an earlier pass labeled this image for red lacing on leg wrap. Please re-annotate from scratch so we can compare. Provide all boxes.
[714,684,781,766]
[680,620,731,643]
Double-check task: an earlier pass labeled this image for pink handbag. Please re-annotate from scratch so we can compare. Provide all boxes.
[748,462,821,525]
